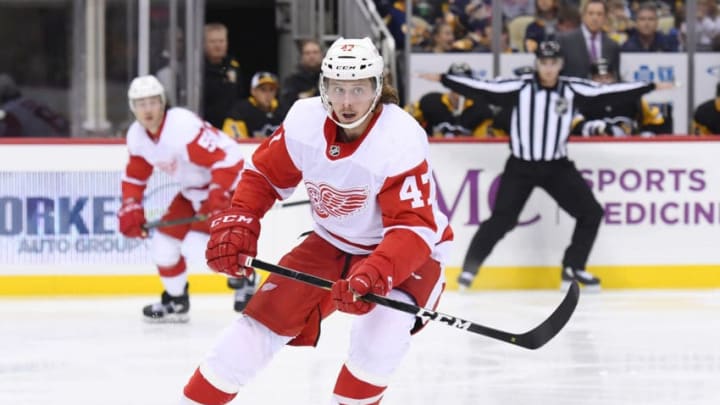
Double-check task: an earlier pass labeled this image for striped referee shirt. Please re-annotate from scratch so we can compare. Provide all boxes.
[441,73,656,161]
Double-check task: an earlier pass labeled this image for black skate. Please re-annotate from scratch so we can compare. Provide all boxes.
[142,284,190,323]
[457,271,476,291]
[562,267,600,292]
[227,271,257,312]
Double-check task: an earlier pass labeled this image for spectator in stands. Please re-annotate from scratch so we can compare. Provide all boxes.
[558,0,620,79]
[556,3,582,33]
[279,39,323,107]
[0,73,69,137]
[222,71,287,139]
[681,0,720,51]
[630,0,678,17]
[406,63,495,138]
[485,21,517,52]
[668,5,685,49]
[203,23,245,129]
[376,0,446,52]
[607,0,635,44]
[502,0,536,20]
[450,0,492,33]
[425,22,462,52]
[622,1,679,51]
[692,82,720,135]
[461,18,517,52]
[524,0,561,53]
[571,58,671,137]
[699,0,720,48]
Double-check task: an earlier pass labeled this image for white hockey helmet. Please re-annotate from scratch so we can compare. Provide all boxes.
[128,75,166,112]
[319,37,385,129]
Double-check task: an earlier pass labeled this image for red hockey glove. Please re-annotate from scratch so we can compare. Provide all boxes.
[199,187,231,217]
[205,207,260,278]
[331,257,392,315]
[117,199,147,238]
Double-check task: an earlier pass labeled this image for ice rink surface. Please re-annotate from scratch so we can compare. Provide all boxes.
[1,288,719,405]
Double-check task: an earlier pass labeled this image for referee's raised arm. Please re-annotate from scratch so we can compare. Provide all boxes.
[439,73,526,107]
[567,77,657,106]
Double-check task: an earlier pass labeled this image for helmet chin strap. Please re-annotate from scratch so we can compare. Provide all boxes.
[327,96,380,130]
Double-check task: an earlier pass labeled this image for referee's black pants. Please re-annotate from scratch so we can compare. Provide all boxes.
[462,156,604,275]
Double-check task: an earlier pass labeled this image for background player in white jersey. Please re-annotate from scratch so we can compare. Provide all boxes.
[118,75,253,322]
[181,38,453,404]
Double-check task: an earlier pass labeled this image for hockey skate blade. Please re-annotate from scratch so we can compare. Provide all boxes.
[561,280,600,293]
[456,271,475,292]
[142,313,190,324]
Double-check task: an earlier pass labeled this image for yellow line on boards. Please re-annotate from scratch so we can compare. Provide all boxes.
[1,265,719,295]
[0,273,268,296]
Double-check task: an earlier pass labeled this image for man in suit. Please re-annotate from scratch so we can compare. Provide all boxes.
[557,0,619,79]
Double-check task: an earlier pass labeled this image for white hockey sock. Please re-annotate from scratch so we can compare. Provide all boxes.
[162,273,188,296]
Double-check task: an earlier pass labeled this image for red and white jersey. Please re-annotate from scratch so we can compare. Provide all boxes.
[122,107,244,203]
[245,97,453,263]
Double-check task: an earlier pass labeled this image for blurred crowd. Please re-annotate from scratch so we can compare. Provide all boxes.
[375,0,720,54]
[374,0,720,138]
[1,0,718,138]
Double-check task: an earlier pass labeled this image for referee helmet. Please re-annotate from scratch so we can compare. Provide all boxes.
[535,41,562,59]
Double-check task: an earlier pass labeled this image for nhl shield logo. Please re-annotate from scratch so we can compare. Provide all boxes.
[329,144,341,157]
[554,98,568,115]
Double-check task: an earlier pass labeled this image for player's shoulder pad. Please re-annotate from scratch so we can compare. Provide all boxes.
[125,120,145,148]
[373,103,429,175]
[280,97,325,135]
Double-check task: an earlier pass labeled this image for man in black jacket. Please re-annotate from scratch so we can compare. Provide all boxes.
[203,23,245,129]
[279,39,323,107]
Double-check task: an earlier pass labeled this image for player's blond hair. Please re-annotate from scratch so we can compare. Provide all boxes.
[379,81,399,105]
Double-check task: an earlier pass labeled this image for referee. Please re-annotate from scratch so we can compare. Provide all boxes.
[431,40,672,291]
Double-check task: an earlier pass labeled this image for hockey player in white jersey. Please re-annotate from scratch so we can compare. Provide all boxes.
[181,38,454,404]
[118,75,254,322]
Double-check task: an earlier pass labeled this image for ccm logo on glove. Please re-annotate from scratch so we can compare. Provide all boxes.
[210,214,255,228]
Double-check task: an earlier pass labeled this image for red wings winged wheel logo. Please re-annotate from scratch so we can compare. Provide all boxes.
[306,182,369,219]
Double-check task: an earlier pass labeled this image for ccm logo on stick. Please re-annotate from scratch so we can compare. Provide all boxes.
[211,215,253,227]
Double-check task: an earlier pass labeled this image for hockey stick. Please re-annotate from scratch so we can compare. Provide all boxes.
[239,255,580,350]
[279,199,310,208]
[141,200,311,231]
[143,215,208,230]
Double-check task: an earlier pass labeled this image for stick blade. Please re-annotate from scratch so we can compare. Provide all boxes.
[514,280,580,349]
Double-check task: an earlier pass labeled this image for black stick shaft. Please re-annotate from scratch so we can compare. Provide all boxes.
[280,199,311,208]
[241,256,579,350]
[143,215,208,230]
[140,199,307,231]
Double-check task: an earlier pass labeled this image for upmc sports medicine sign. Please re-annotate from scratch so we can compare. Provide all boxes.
[430,139,720,267]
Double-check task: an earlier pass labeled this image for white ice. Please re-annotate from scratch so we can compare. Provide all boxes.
[1,289,719,404]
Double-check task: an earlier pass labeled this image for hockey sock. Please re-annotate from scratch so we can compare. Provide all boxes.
[158,257,187,296]
[332,364,386,404]
[183,367,238,405]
